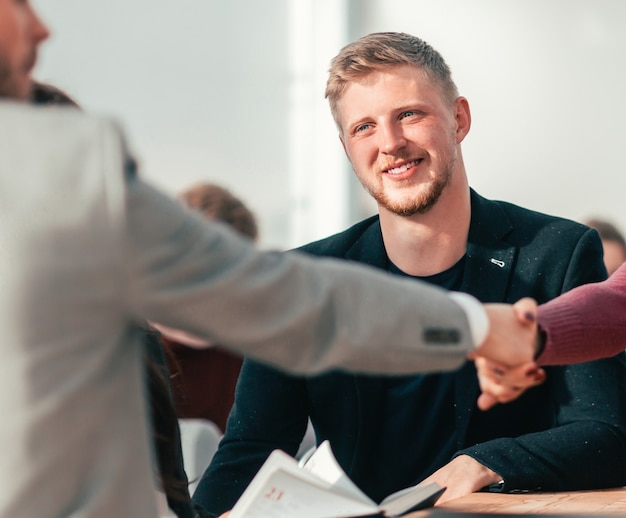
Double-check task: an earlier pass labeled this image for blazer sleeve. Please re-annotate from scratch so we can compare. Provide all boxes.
[122,166,475,376]
[458,230,626,491]
[191,359,310,515]
[537,261,626,365]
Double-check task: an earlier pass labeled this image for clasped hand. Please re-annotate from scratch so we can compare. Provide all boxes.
[469,298,547,411]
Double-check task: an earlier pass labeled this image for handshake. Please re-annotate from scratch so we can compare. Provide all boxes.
[470,298,546,411]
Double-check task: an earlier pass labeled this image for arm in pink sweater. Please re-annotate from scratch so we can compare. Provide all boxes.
[537,262,626,365]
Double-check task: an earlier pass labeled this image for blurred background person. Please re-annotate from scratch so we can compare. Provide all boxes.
[584,217,626,276]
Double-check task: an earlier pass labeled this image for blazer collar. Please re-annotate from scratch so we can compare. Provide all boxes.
[344,218,390,269]
[461,189,516,303]
[456,189,518,443]
[343,190,518,303]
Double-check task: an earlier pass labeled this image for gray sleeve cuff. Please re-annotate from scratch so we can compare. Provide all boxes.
[449,292,489,347]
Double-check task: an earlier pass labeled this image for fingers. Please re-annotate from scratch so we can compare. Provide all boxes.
[528,365,546,385]
[495,362,546,387]
[477,392,498,411]
[513,297,538,326]
[476,381,522,410]
[479,302,538,366]
[474,358,546,410]
[473,298,543,408]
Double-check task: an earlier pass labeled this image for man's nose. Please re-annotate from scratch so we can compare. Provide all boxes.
[379,123,407,154]
[28,5,51,44]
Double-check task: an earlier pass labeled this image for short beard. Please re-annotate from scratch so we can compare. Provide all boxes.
[0,56,33,100]
[369,165,452,217]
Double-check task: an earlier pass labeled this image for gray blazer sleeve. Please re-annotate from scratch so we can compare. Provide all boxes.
[0,102,471,518]
[122,159,474,376]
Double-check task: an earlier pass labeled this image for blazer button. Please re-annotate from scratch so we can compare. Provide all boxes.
[423,328,461,344]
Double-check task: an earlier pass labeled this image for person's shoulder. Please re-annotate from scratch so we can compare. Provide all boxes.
[0,101,130,166]
[0,102,133,188]
[295,215,380,257]
[472,189,591,238]
[0,99,116,130]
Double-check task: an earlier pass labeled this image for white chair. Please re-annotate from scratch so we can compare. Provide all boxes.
[178,418,222,495]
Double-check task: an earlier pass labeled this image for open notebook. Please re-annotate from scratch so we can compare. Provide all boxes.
[229,440,445,517]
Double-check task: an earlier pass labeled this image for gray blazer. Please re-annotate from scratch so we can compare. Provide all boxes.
[0,103,474,517]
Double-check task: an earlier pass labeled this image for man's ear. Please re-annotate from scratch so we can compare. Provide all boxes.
[454,97,471,143]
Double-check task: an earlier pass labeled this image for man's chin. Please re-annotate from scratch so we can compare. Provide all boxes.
[389,205,434,217]
[18,78,34,101]
[380,182,448,217]
[378,195,438,217]
[0,77,33,101]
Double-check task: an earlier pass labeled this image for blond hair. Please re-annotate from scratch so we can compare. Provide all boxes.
[325,32,459,126]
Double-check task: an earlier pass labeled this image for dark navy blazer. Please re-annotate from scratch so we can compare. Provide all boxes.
[194,190,626,516]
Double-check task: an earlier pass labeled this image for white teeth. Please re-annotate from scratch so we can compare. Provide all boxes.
[387,160,418,175]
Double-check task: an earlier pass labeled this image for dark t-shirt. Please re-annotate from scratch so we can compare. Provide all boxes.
[375,257,465,492]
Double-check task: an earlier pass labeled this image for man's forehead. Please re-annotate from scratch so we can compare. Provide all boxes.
[339,69,440,111]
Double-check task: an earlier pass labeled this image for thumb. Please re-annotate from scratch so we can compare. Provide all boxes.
[477,392,498,411]
[513,297,538,326]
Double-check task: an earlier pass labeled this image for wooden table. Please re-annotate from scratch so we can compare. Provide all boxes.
[406,488,626,516]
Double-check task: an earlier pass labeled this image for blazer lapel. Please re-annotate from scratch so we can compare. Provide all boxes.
[344,219,390,269]
[455,190,518,446]
[461,190,517,303]
[341,204,520,450]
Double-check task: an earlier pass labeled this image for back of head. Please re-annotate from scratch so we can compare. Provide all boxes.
[585,217,626,275]
[325,32,459,126]
[180,182,258,240]
[585,218,626,248]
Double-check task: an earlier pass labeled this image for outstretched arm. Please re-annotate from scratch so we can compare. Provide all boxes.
[128,176,478,376]
[537,262,626,365]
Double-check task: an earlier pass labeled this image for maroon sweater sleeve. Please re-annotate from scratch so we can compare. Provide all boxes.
[537,262,626,365]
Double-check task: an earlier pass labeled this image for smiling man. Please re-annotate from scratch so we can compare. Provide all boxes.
[196,32,626,515]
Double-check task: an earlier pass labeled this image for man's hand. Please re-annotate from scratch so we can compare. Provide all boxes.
[470,301,538,366]
[469,298,546,410]
[474,358,546,410]
[419,455,502,505]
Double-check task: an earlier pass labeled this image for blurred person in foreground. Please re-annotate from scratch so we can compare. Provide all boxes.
[585,218,626,276]
[0,3,539,517]
[27,80,209,518]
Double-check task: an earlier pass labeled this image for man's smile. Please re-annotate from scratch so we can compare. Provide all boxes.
[383,159,423,179]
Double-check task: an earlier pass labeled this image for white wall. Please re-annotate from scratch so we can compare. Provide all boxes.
[34,0,296,248]
[32,0,626,248]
